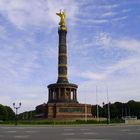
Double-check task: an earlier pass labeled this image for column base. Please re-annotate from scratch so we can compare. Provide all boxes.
[46,103,92,119]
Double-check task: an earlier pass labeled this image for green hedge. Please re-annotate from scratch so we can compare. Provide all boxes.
[0,119,124,125]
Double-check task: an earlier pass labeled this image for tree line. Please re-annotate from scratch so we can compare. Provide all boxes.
[19,100,140,120]
[0,104,15,121]
[92,100,140,119]
[0,100,140,121]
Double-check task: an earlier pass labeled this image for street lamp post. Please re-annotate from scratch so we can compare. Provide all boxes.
[106,87,110,124]
[85,97,87,122]
[13,102,21,126]
[96,86,99,121]
[43,102,46,118]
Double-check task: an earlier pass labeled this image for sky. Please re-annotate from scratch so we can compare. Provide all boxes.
[0,0,140,113]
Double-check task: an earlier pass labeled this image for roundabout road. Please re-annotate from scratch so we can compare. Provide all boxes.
[0,125,140,140]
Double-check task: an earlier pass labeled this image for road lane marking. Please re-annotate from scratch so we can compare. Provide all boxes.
[66,138,105,140]
[25,130,36,133]
[80,128,90,131]
[64,128,74,131]
[128,132,140,135]
[83,132,98,135]
[5,131,17,133]
[120,129,130,132]
[1,127,11,129]
[17,127,25,130]
[62,132,74,135]
[14,135,29,139]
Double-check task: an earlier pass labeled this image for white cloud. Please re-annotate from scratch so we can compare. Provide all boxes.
[96,32,111,47]
[122,9,131,13]
[0,33,40,84]
[0,0,78,29]
[97,4,119,9]
[69,32,140,82]
[81,71,106,80]
[96,32,140,53]
[0,84,47,112]
[70,56,140,81]
[0,25,8,40]
[114,39,140,53]
[77,18,108,24]
[105,58,140,76]
[0,0,127,30]
[112,16,127,21]
[70,31,140,105]
[78,75,140,105]
[0,0,139,112]
[101,12,116,17]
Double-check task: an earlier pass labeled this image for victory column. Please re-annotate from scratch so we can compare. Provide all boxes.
[37,10,92,118]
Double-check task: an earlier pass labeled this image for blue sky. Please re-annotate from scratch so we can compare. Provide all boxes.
[0,0,140,112]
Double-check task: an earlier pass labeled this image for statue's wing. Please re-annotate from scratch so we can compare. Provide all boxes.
[56,13,60,16]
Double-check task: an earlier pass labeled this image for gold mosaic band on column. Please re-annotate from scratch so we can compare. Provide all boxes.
[59,53,67,56]
[58,74,67,78]
[58,64,67,67]
[59,26,67,31]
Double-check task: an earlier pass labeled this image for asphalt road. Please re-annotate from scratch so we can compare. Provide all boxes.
[0,125,140,140]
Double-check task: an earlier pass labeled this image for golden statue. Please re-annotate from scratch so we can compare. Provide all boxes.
[56,10,66,26]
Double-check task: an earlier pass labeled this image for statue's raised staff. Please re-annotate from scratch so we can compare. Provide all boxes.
[56,10,66,26]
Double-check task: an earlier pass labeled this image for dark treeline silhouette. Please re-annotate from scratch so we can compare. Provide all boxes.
[1,100,140,121]
[18,110,36,120]
[0,104,15,121]
[19,100,140,120]
[92,100,140,119]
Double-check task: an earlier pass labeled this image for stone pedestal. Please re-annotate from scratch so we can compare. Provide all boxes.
[47,103,92,119]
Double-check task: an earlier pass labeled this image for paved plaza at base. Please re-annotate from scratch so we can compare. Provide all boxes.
[0,125,140,140]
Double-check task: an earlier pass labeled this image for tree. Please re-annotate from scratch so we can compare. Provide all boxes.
[0,104,8,121]
[91,105,103,117]
[127,100,140,119]
[5,106,15,120]
[0,104,15,121]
